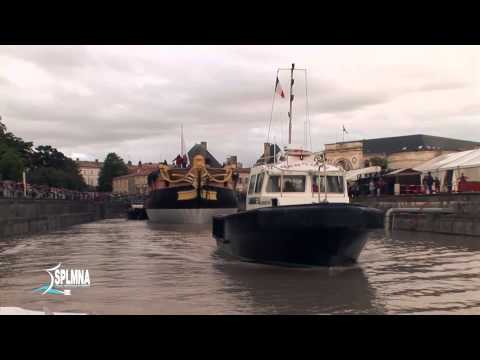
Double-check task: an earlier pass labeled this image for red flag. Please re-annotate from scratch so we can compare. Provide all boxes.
[275,77,285,98]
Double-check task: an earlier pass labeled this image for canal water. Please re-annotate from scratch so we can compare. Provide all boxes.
[1,218,480,314]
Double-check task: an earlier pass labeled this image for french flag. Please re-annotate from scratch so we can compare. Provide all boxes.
[275,76,285,98]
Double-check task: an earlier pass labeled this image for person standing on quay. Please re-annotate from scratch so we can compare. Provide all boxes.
[369,178,375,196]
[376,177,385,197]
[434,177,441,193]
[422,176,429,194]
[174,154,183,168]
[427,172,434,195]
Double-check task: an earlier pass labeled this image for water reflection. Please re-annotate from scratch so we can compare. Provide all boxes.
[213,260,383,314]
[1,220,480,314]
[390,230,480,252]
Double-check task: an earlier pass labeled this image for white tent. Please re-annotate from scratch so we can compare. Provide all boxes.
[414,148,480,191]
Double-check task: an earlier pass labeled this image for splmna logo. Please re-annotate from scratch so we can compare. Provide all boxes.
[33,263,91,296]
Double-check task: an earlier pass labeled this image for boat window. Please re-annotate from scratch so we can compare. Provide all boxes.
[248,174,257,195]
[255,173,265,193]
[283,175,306,192]
[266,176,281,192]
[312,175,345,193]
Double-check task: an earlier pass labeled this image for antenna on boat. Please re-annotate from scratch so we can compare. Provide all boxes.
[288,63,295,145]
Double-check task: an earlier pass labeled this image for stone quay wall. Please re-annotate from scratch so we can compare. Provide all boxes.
[390,213,480,237]
[0,199,127,238]
[353,193,480,236]
[353,193,480,214]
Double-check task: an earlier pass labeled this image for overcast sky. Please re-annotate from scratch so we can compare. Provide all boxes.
[1,45,479,167]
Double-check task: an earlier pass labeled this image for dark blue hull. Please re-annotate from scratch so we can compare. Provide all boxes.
[213,203,384,267]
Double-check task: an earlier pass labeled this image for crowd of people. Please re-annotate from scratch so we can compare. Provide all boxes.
[0,180,113,201]
[421,172,441,194]
[348,171,472,198]
[348,176,387,198]
[172,154,188,168]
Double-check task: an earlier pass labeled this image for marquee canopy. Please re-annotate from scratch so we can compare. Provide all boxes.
[414,148,480,172]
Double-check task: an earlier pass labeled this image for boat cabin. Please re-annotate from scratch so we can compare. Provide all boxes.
[246,148,349,210]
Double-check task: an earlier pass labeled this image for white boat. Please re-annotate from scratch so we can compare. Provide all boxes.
[212,64,383,267]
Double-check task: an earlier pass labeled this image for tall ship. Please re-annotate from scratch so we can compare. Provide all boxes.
[212,64,384,267]
[146,137,238,224]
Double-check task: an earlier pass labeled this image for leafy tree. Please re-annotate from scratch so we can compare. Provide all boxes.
[0,147,24,181]
[28,166,86,190]
[0,118,85,190]
[0,118,34,167]
[27,145,86,190]
[0,117,6,135]
[98,153,129,192]
[369,156,388,170]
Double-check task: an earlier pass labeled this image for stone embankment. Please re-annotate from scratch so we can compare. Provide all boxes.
[0,199,126,238]
[353,193,480,237]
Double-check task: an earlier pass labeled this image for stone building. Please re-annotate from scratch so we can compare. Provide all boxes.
[112,164,159,196]
[324,134,480,171]
[76,159,103,188]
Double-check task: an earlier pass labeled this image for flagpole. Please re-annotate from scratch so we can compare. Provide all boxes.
[267,69,280,148]
[288,63,295,145]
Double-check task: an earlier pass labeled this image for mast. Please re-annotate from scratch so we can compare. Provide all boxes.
[180,124,185,157]
[288,63,295,145]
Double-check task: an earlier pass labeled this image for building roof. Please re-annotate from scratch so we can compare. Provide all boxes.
[329,134,480,155]
[76,160,103,168]
[384,168,421,177]
[187,144,222,168]
[255,143,282,165]
[113,165,159,180]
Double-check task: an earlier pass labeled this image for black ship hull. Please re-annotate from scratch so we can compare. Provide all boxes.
[212,203,384,267]
[146,185,238,224]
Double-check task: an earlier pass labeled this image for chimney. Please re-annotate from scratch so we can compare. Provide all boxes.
[76,158,79,161]
[201,141,207,150]
[95,159,98,163]
[127,160,132,166]
[138,160,142,167]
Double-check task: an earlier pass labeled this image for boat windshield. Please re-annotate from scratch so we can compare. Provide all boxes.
[248,174,257,195]
[312,175,345,193]
[255,173,264,193]
[266,175,281,192]
[267,175,306,193]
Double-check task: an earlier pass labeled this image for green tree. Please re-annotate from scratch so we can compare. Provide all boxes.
[0,117,86,190]
[0,117,34,167]
[98,153,129,192]
[28,145,86,190]
[0,147,24,181]
[0,117,6,135]
[369,156,388,170]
